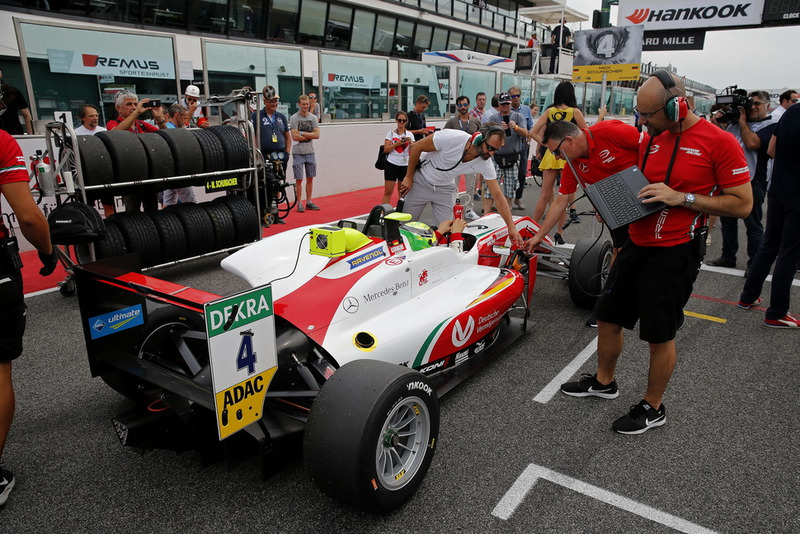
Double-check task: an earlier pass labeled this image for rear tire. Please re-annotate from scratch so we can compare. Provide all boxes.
[167,202,215,256]
[208,125,250,170]
[568,238,613,309]
[214,194,260,245]
[96,130,149,185]
[137,132,175,179]
[76,218,126,262]
[304,360,439,514]
[191,129,226,173]
[149,210,188,263]
[109,212,162,267]
[200,201,236,250]
[155,128,204,177]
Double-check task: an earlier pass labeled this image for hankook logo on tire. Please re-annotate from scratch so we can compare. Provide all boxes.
[452,317,475,347]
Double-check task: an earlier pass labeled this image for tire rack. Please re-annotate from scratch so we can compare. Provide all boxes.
[41,90,265,296]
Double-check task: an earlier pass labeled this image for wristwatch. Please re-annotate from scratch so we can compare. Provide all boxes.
[683,193,696,208]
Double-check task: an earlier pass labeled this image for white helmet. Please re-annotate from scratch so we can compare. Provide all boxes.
[185,85,200,98]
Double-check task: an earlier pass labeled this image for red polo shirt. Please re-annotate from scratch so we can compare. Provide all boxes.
[631,118,750,247]
[0,130,28,186]
[106,116,159,133]
[559,120,647,195]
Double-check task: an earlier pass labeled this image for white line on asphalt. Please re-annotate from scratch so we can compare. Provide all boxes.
[533,336,597,404]
[700,264,800,287]
[492,463,720,534]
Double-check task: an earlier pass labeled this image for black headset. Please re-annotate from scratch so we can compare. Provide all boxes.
[472,124,504,145]
[652,69,688,122]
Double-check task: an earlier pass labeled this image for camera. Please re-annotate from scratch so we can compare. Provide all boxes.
[142,99,162,109]
[715,87,751,123]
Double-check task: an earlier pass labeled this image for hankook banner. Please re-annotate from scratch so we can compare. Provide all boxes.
[572,26,643,82]
[762,0,800,22]
[643,29,707,50]
[617,0,765,29]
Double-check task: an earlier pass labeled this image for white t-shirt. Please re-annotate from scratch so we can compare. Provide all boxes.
[384,129,414,166]
[417,129,496,187]
[74,125,106,136]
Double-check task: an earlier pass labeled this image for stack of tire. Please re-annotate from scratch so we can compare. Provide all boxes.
[75,125,258,266]
[88,196,260,267]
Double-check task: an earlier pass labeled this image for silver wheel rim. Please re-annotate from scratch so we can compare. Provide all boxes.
[375,395,430,490]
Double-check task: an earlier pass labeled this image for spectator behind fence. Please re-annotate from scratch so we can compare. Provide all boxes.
[382,111,415,205]
[289,94,321,212]
[0,69,32,135]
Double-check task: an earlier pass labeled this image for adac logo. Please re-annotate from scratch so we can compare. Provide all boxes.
[626,8,650,24]
[451,316,475,347]
[82,54,160,70]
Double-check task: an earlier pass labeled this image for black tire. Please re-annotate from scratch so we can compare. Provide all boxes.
[95,130,149,184]
[137,133,175,179]
[208,125,250,169]
[77,218,126,262]
[191,129,226,173]
[167,202,215,256]
[568,238,613,309]
[149,210,188,263]
[214,194,260,245]
[155,128,204,177]
[76,134,113,187]
[200,201,236,250]
[109,212,162,267]
[304,360,440,514]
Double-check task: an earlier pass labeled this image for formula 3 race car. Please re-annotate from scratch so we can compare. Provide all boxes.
[73,204,609,513]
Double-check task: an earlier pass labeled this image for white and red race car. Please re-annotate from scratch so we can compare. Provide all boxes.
[74,203,608,513]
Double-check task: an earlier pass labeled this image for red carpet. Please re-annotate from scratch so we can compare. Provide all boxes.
[22,186,390,295]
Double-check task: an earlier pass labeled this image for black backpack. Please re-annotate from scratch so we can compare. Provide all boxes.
[47,200,106,245]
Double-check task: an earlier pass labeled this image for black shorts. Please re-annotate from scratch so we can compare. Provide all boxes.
[610,225,630,249]
[384,161,407,182]
[0,269,26,362]
[594,238,701,344]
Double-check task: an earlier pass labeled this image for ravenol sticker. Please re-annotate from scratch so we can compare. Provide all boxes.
[89,304,144,339]
[347,247,385,270]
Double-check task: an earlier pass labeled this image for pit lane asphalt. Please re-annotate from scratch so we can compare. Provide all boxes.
[5,187,798,533]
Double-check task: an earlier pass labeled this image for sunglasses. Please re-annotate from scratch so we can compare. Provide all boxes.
[484,142,502,153]
[510,94,521,98]
[633,106,664,119]
[457,104,469,108]
[308,95,317,99]
[396,118,407,122]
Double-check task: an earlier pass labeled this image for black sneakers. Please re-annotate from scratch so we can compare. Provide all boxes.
[561,373,619,399]
[0,468,14,506]
[612,400,666,434]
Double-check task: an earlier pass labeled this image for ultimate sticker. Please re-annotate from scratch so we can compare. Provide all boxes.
[88,304,144,339]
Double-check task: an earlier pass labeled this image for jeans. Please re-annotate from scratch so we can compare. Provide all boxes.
[740,194,800,319]
[516,144,529,200]
[719,179,767,265]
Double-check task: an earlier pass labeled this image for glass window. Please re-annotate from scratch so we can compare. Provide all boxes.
[534,78,556,108]
[326,5,353,50]
[393,20,414,58]
[17,22,178,124]
[447,31,463,51]
[268,0,299,43]
[400,63,449,118]
[462,34,476,51]
[351,11,375,53]
[419,0,435,10]
[475,37,489,53]
[373,15,396,56]
[144,0,187,29]
[187,0,230,34]
[321,52,388,120]
[453,0,468,21]
[437,0,452,17]
[413,24,432,58]
[501,74,533,107]
[230,0,265,38]
[205,42,303,116]
[457,68,496,108]
[431,27,448,51]
[297,0,327,46]
[487,40,500,57]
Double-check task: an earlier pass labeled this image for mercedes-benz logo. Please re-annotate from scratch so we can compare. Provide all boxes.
[342,296,359,314]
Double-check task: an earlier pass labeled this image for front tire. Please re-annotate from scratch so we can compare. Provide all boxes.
[304,360,440,514]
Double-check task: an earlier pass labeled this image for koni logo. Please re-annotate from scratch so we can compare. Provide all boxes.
[625,3,754,25]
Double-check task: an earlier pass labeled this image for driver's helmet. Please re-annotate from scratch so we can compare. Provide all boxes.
[400,221,436,251]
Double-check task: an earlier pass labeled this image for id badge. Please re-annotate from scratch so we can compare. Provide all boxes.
[272,133,278,143]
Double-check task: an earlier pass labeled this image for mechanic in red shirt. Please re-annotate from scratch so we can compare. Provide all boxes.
[559,70,753,434]
[523,119,647,254]
[107,90,168,212]
[0,130,58,506]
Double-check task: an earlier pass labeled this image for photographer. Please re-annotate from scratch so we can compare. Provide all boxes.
[707,91,777,271]
[480,92,527,216]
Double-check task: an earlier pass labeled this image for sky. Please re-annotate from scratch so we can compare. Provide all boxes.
[564,0,799,92]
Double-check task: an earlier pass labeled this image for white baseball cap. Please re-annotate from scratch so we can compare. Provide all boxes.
[185,85,200,98]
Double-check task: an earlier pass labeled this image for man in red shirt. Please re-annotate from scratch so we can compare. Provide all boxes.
[107,90,167,212]
[559,70,753,434]
[0,130,58,506]
[523,119,647,254]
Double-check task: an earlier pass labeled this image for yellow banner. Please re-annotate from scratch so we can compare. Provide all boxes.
[572,63,641,82]
[214,367,277,439]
